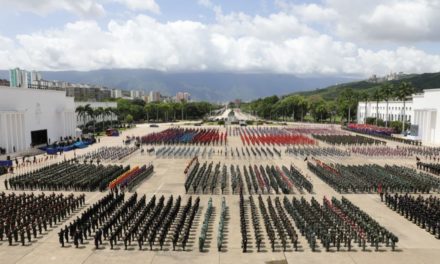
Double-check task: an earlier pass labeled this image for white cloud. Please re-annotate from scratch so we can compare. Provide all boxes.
[198,0,213,8]
[0,0,105,17]
[275,1,338,23]
[3,13,440,77]
[277,0,440,42]
[114,0,160,14]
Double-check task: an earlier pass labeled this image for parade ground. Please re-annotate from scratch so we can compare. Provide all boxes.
[1,123,439,264]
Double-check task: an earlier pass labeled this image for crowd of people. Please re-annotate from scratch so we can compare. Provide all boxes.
[1,192,85,246]
[417,162,440,175]
[384,193,440,239]
[286,146,350,157]
[308,160,440,194]
[6,161,129,192]
[141,128,227,145]
[312,134,386,146]
[57,192,202,251]
[185,161,313,195]
[285,196,398,251]
[198,198,213,252]
[345,124,422,146]
[77,146,138,162]
[239,127,316,146]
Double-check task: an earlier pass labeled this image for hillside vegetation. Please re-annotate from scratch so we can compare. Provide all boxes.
[294,72,440,100]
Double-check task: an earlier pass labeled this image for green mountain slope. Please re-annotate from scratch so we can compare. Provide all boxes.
[293,72,440,100]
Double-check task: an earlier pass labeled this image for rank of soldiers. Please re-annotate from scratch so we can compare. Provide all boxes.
[58,192,202,251]
[185,161,313,195]
[312,134,386,146]
[384,193,440,239]
[308,160,440,193]
[417,162,440,176]
[141,128,226,145]
[78,146,138,162]
[6,161,129,192]
[0,192,85,246]
[284,196,398,252]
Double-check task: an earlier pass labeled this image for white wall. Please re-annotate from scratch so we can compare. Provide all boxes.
[357,88,440,145]
[0,86,76,154]
[357,100,413,124]
[412,89,440,145]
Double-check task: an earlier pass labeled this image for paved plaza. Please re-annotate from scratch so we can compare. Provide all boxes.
[1,123,439,264]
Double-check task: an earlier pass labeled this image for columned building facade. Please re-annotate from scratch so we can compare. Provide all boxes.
[0,86,76,154]
[357,88,440,145]
[412,89,440,146]
[357,100,413,124]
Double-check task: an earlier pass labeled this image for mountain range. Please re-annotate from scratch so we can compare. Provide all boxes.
[294,72,440,100]
[0,69,356,102]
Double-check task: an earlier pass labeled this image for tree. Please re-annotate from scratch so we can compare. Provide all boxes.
[327,100,338,123]
[359,91,370,124]
[371,88,382,126]
[84,104,95,133]
[110,107,119,126]
[95,107,104,131]
[75,105,85,128]
[338,88,355,124]
[144,103,154,122]
[104,107,112,128]
[309,95,328,122]
[298,96,309,122]
[180,99,187,120]
[125,114,134,124]
[395,81,415,133]
[380,82,394,128]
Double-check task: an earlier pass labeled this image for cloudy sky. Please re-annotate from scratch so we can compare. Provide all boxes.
[1,0,440,77]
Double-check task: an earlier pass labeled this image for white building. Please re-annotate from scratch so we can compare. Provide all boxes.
[176,92,190,102]
[0,86,76,154]
[148,91,161,102]
[75,102,118,126]
[111,89,123,98]
[130,90,144,99]
[412,89,440,145]
[9,68,29,88]
[358,88,440,145]
[357,100,413,124]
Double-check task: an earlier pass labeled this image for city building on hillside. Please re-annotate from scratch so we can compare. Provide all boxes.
[0,79,10,86]
[111,89,122,98]
[66,86,111,101]
[0,86,76,154]
[148,91,161,102]
[9,68,35,88]
[367,72,405,83]
[176,92,190,102]
[357,88,440,145]
[9,68,117,101]
[130,90,144,99]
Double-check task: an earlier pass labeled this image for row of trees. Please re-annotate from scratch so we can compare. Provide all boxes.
[75,104,118,133]
[241,94,339,123]
[76,99,220,131]
[116,98,217,122]
[241,81,416,132]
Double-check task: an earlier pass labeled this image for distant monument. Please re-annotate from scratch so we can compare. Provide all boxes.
[226,110,238,124]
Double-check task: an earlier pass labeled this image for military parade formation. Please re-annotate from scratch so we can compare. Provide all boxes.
[0,192,85,246]
[308,159,440,194]
[1,123,440,264]
[384,193,440,239]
